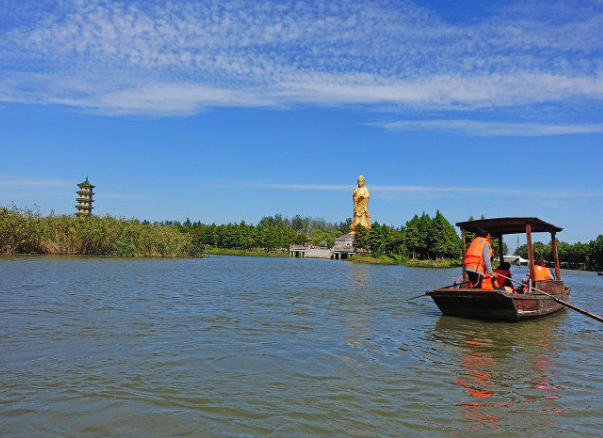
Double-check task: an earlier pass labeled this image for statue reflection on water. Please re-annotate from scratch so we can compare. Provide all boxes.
[428,314,565,434]
[330,263,375,366]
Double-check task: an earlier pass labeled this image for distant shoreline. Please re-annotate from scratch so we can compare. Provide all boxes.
[204,247,289,258]
[0,248,458,268]
[2,205,599,270]
[348,253,462,268]
[207,248,463,268]
[1,251,596,272]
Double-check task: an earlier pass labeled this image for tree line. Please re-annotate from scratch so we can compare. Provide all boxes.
[180,210,463,261]
[352,211,461,260]
[2,203,601,270]
[515,237,603,271]
[178,214,351,251]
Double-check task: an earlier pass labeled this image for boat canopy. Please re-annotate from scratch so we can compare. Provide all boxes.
[456,217,563,235]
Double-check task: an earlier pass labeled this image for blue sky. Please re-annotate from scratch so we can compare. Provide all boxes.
[0,0,602,246]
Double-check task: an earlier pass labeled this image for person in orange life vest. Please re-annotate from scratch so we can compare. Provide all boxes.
[534,260,554,280]
[518,260,554,293]
[463,228,499,288]
[493,262,515,293]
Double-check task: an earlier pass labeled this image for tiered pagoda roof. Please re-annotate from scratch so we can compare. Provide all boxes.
[78,177,95,188]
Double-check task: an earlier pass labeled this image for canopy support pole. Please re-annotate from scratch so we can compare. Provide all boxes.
[498,235,504,265]
[551,232,561,280]
[526,224,534,292]
[461,229,467,281]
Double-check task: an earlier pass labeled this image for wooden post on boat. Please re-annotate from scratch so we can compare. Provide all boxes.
[526,224,534,293]
[461,229,467,281]
[498,235,504,265]
[551,232,561,280]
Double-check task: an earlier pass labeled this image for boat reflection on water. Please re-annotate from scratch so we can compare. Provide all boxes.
[428,315,565,434]
[453,336,515,433]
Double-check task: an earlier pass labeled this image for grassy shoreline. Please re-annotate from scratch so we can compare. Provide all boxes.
[204,248,462,267]
[403,258,463,268]
[205,248,462,267]
[0,248,457,267]
[204,247,289,258]
[348,253,462,267]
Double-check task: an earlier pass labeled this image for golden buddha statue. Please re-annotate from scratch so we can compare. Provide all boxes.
[351,175,371,231]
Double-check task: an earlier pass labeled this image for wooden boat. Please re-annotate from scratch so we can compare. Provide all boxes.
[427,217,571,322]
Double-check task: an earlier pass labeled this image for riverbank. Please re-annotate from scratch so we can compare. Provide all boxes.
[204,247,288,258]
[348,254,405,265]
[204,249,461,267]
[348,253,462,268]
[404,258,463,268]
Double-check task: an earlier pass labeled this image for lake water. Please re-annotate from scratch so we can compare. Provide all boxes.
[1,255,603,437]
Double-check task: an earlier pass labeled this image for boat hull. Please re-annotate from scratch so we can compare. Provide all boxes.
[426,286,571,322]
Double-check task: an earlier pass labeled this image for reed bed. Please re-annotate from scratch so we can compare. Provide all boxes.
[0,205,203,258]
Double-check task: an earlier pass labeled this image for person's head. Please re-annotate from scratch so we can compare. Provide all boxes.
[500,262,511,270]
[536,260,546,266]
[475,228,488,238]
[357,175,365,187]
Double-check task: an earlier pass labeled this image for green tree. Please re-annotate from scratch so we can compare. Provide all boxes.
[367,222,385,255]
[429,211,461,260]
[416,212,432,259]
[515,244,528,259]
[354,225,369,249]
[404,215,421,259]
[588,235,603,270]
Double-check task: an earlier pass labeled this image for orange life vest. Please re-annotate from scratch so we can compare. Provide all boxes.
[481,276,494,290]
[534,265,552,281]
[464,236,494,275]
[493,268,514,291]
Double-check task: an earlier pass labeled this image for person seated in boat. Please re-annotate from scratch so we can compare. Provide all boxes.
[534,260,555,281]
[517,260,555,293]
[493,262,515,293]
[463,228,500,289]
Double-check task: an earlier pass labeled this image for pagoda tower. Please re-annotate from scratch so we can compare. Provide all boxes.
[75,177,95,217]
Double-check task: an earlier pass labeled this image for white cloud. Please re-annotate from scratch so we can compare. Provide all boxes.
[252,183,350,191]
[2,72,602,117]
[375,119,603,136]
[244,182,601,200]
[0,191,159,201]
[0,192,71,198]
[0,0,602,117]
[0,177,73,188]
[0,176,158,200]
[96,193,160,200]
